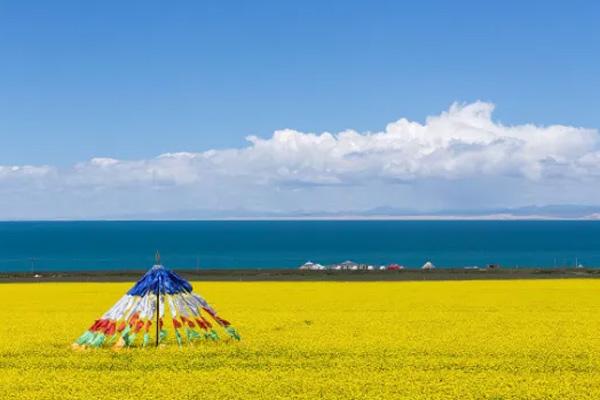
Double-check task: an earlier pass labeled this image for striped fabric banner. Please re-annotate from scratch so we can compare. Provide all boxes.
[73,263,240,349]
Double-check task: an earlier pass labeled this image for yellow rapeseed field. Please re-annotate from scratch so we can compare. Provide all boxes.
[2,280,600,399]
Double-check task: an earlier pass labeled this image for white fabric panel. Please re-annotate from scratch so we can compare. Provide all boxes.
[181,293,200,316]
[173,294,190,318]
[159,294,165,318]
[123,296,143,320]
[139,295,152,319]
[101,295,130,320]
[191,293,217,315]
[167,295,177,318]
[116,296,137,320]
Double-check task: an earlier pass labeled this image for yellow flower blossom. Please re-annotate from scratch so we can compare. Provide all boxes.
[1,280,600,399]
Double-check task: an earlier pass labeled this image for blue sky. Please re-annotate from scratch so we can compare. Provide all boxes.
[1,1,600,218]
[2,1,599,165]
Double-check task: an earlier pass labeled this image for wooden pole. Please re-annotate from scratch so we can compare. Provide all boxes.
[155,285,160,347]
[155,250,161,347]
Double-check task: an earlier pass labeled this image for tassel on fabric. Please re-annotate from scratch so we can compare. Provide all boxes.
[185,327,202,342]
[106,334,119,345]
[225,326,241,341]
[75,331,94,345]
[126,333,137,346]
[159,329,168,343]
[206,330,219,341]
[90,333,106,348]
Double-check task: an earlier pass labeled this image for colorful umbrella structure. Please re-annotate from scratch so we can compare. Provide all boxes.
[73,253,240,349]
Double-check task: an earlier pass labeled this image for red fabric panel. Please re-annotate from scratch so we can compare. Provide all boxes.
[195,318,207,330]
[116,321,126,332]
[133,319,144,333]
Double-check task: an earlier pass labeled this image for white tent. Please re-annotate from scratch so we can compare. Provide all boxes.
[299,261,315,270]
[300,261,327,270]
[339,260,358,270]
[422,261,436,270]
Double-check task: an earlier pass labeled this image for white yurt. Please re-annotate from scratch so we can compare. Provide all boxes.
[299,261,315,270]
[340,260,358,270]
[422,261,436,270]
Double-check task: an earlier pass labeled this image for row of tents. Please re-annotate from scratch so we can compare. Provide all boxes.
[299,260,436,271]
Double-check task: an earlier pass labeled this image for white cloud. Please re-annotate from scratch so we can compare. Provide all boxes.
[0,164,55,180]
[1,101,600,218]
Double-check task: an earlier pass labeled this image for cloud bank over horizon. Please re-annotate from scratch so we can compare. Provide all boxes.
[2,101,600,219]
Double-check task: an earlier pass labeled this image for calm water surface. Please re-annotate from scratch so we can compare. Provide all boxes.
[0,221,599,271]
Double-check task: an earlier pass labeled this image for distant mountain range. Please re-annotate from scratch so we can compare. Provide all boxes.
[102,204,600,220]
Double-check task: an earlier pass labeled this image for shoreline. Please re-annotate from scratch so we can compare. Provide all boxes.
[1,268,599,283]
[3,214,600,221]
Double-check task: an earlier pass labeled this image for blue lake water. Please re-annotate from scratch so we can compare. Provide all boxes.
[0,220,599,272]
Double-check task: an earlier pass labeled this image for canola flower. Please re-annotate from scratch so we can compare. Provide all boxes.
[2,280,600,399]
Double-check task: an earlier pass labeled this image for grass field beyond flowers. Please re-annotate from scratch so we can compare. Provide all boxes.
[2,280,600,399]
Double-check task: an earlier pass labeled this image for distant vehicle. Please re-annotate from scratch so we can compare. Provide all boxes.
[486,264,500,270]
[387,264,404,271]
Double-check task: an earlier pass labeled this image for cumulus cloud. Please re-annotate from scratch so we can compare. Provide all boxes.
[1,101,600,218]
